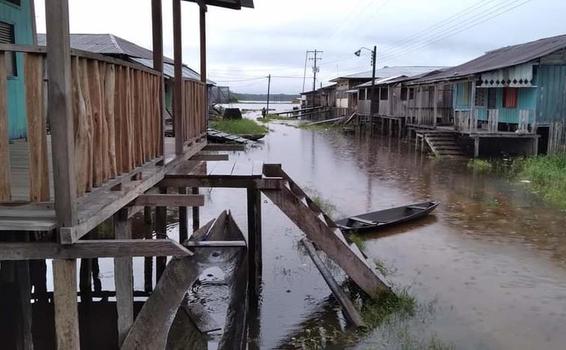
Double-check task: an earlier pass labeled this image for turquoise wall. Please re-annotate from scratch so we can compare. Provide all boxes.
[453,81,537,124]
[535,65,566,124]
[1,0,35,139]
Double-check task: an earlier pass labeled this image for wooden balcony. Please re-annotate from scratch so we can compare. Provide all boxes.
[0,44,208,241]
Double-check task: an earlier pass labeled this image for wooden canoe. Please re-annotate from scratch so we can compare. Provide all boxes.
[336,201,439,233]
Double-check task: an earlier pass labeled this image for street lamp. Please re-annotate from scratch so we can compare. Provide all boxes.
[355,46,377,114]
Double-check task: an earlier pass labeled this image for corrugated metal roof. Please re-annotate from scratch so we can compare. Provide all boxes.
[351,66,447,87]
[417,34,566,83]
[131,58,215,84]
[356,67,449,88]
[330,66,446,83]
[37,33,213,83]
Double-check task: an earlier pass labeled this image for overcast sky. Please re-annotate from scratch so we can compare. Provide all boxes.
[34,0,566,94]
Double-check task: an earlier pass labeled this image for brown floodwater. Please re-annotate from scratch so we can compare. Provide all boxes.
[194,105,566,349]
[19,103,566,349]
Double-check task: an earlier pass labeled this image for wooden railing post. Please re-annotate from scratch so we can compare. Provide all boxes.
[173,0,184,155]
[46,0,80,347]
[152,0,165,158]
[200,6,208,134]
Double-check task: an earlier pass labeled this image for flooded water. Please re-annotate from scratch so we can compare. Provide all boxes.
[21,102,566,349]
[197,102,566,349]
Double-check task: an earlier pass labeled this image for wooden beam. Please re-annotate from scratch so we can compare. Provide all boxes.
[0,240,192,260]
[173,0,184,155]
[185,240,247,248]
[132,194,205,207]
[203,143,245,151]
[189,153,229,161]
[160,174,282,190]
[155,187,167,282]
[200,6,208,120]
[178,187,188,243]
[46,0,77,228]
[247,188,262,296]
[52,259,80,350]
[114,209,134,347]
[301,239,365,328]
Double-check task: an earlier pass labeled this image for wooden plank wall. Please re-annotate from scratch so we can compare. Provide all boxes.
[183,80,206,144]
[70,56,163,196]
[0,47,163,202]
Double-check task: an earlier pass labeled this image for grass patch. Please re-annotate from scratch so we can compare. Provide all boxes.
[360,289,417,330]
[514,153,566,208]
[467,159,493,172]
[310,194,337,216]
[209,118,268,135]
[349,233,366,251]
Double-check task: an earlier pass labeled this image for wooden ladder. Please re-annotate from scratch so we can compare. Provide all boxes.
[261,164,390,297]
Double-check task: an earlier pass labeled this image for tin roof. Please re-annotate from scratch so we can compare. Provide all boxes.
[37,33,214,83]
[417,34,566,83]
[353,66,447,87]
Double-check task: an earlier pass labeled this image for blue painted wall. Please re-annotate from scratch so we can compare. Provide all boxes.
[1,0,36,139]
[536,65,566,124]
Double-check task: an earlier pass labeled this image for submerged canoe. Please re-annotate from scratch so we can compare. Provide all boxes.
[336,201,439,233]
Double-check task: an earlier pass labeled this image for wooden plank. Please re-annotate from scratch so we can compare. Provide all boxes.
[46,0,78,229]
[104,63,118,178]
[203,143,245,152]
[52,259,80,349]
[301,239,365,328]
[160,175,280,190]
[0,52,11,201]
[262,185,390,297]
[114,209,134,346]
[0,239,191,260]
[185,240,247,248]
[132,194,204,207]
[190,153,229,161]
[151,0,165,159]
[247,188,262,296]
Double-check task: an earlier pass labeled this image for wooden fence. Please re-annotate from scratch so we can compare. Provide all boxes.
[0,45,163,202]
[182,79,207,144]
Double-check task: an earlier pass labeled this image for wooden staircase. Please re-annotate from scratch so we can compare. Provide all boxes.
[261,164,390,297]
[424,132,466,158]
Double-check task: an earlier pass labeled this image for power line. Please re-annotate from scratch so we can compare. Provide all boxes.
[378,0,532,62]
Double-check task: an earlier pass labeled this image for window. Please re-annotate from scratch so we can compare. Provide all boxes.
[400,87,408,101]
[380,88,388,100]
[409,88,415,100]
[503,87,518,108]
[487,89,497,109]
[0,21,17,77]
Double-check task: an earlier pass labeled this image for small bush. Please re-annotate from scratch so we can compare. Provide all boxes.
[517,153,566,208]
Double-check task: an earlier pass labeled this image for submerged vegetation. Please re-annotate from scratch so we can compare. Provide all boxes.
[209,118,268,135]
[515,153,566,208]
[467,159,493,172]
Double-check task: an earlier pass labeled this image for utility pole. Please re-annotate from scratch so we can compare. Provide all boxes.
[266,74,271,115]
[302,51,308,93]
[371,45,377,114]
[307,49,323,92]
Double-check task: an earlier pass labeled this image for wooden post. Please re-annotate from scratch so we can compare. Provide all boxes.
[470,80,477,132]
[438,85,442,127]
[247,188,262,295]
[79,258,92,302]
[46,0,77,228]
[152,0,165,157]
[114,209,134,347]
[143,207,153,292]
[156,187,167,281]
[52,259,80,350]
[474,137,480,158]
[178,187,188,243]
[173,0,184,155]
[16,259,33,350]
[200,6,208,122]
[191,187,200,232]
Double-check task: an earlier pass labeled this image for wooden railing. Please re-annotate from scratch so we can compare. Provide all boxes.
[182,79,207,144]
[0,45,163,202]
